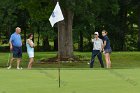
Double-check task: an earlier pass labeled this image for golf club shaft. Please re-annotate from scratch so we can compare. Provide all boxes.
[7,51,12,67]
[90,51,101,64]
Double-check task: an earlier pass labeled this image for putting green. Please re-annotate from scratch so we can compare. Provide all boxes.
[0,68,139,93]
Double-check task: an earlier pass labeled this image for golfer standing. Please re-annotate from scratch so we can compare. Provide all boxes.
[90,32,104,68]
[26,33,34,69]
[8,27,22,69]
[102,30,112,68]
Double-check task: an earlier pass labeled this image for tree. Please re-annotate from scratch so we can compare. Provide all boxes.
[56,0,94,59]
[130,0,140,50]
[0,0,139,53]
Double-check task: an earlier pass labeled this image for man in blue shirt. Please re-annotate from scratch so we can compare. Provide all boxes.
[8,27,22,69]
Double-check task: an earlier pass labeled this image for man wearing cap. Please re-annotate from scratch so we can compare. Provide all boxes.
[8,27,22,69]
[90,32,104,68]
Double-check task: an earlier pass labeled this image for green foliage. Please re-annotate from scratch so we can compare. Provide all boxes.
[125,35,138,51]
[0,0,139,51]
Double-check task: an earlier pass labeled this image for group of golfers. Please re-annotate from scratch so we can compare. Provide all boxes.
[90,30,112,68]
[7,27,111,69]
[8,27,34,69]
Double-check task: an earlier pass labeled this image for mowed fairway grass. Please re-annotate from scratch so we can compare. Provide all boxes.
[0,52,140,93]
[0,69,140,93]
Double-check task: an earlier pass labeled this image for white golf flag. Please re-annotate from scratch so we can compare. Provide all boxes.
[49,2,64,27]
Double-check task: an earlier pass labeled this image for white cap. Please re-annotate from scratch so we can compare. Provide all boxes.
[94,32,99,36]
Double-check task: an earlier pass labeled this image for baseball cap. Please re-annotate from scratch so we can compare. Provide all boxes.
[94,32,99,36]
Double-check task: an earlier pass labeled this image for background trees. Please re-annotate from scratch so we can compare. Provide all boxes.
[0,0,139,53]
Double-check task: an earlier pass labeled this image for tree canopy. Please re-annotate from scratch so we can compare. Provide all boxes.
[0,0,140,53]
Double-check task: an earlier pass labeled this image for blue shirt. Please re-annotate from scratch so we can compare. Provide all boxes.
[10,32,22,47]
[103,35,111,50]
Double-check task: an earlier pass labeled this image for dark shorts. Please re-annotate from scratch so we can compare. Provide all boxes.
[104,49,112,54]
[12,46,22,58]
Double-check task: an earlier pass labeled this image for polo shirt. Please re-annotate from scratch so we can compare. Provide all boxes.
[10,32,22,47]
[92,38,103,50]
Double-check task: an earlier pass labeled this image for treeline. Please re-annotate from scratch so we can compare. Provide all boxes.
[0,0,140,52]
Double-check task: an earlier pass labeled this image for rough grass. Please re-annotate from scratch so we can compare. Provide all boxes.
[0,52,140,68]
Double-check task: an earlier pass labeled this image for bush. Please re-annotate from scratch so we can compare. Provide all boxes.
[125,35,138,51]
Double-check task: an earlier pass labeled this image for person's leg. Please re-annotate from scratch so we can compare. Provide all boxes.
[97,52,104,68]
[9,58,14,66]
[28,58,31,69]
[8,47,16,69]
[17,58,21,69]
[8,58,15,69]
[104,53,107,68]
[17,47,22,69]
[28,58,33,69]
[8,47,17,69]
[104,53,110,68]
[108,54,111,68]
[90,50,97,68]
[30,58,34,68]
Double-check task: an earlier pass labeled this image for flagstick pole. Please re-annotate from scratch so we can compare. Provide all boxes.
[58,54,61,88]
[58,59,61,88]
[50,0,63,88]
[57,23,61,88]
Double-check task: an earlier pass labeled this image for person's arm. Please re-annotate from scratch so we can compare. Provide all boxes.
[102,40,107,49]
[20,35,22,46]
[9,35,13,51]
[27,39,34,48]
[101,40,104,52]
[9,41,13,51]
[102,37,107,49]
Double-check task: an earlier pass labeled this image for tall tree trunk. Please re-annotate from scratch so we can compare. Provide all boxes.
[79,31,83,52]
[138,5,140,50]
[58,9,74,60]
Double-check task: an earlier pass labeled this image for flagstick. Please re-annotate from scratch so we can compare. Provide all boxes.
[58,54,61,88]
[57,22,61,88]
[57,0,61,87]
[58,60,61,88]
[49,1,64,88]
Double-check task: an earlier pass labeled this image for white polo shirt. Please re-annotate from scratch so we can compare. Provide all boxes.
[92,38,103,50]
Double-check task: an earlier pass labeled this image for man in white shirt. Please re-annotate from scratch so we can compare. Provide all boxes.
[90,32,104,68]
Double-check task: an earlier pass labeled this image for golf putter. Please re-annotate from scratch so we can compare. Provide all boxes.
[7,51,12,67]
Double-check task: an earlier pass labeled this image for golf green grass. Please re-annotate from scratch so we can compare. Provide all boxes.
[0,52,140,93]
[0,68,139,93]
